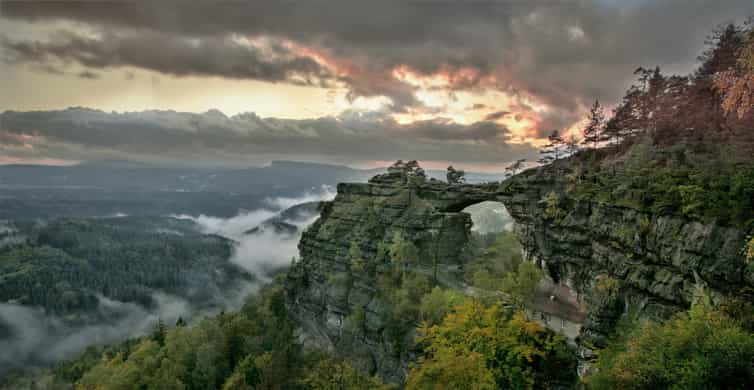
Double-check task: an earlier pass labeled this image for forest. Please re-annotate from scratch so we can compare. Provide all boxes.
[0,217,252,317]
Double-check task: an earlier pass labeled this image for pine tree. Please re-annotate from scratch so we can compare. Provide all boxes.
[538,130,565,164]
[582,100,605,148]
[152,318,167,346]
[504,159,527,176]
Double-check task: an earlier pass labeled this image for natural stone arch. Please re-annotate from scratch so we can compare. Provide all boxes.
[461,200,514,234]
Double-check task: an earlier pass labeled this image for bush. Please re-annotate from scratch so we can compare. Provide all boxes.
[408,301,577,389]
[586,304,754,389]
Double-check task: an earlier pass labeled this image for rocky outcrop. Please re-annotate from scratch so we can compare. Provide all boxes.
[500,161,751,343]
[285,160,752,383]
[285,167,477,383]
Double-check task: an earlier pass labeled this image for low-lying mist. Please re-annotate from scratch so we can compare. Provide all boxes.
[0,187,334,378]
[178,186,334,278]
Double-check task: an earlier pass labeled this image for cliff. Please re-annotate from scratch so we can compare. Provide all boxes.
[284,160,752,383]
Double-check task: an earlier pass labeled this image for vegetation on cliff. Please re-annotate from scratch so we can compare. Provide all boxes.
[408,301,576,390]
[586,303,754,389]
[560,22,754,229]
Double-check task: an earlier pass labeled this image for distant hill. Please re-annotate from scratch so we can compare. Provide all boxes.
[0,160,507,219]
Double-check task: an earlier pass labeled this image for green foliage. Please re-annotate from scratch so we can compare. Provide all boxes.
[500,261,544,308]
[408,301,577,390]
[586,305,754,389]
[33,281,393,390]
[300,358,395,390]
[593,275,620,299]
[568,140,754,227]
[744,236,754,263]
[388,231,420,277]
[381,273,433,345]
[0,217,247,316]
[465,231,524,291]
[541,191,566,223]
[419,287,467,327]
[345,306,367,332]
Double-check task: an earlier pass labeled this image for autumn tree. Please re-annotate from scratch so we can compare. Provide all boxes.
[407,301,576,389]
[715,23,754,118]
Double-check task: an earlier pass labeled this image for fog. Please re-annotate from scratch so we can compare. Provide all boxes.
[0,187,334,377]
[1,293,190,376]
[180,186,335,278]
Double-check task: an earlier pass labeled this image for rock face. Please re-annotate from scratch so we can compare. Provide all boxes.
[500,161,751,346]
[285,167,477,383]
[285,160,752,383]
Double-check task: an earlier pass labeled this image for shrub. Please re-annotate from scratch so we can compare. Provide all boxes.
[586,305,754,389]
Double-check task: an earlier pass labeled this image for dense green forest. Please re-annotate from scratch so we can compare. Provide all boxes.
[3,280,394,390]
[0,217,252,317]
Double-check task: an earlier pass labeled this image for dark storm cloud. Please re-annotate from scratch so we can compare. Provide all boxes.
[468,104,488,111]
[3,0,752,115]
[484,111,511,121]
[0,108,535,166]
[0,31,335,85]
[77,70,99,79]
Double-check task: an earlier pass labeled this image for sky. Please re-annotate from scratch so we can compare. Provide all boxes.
[1,0,752,171]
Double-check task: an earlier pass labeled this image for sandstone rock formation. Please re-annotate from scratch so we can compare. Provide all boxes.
[285,160,752,383]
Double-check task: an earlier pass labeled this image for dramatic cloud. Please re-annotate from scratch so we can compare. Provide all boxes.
[484,111,511,121]
[3,0,752,114]
[1,31,335,86]
[1,0,752,165]
[0,108,537,167]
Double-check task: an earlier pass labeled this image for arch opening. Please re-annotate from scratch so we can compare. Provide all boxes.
[462,200,513,235]
[461,200,586,339]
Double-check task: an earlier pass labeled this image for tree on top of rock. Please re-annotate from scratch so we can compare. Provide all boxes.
[505,159,527,177]
[446,166,466,184]
[538,130,566,165]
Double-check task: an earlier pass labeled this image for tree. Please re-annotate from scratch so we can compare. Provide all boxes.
[389,232,420,278]
[407,301,576,389]
[696,23,744,80]
[446,166,466,184]
[301,359,393,389]
[538,130,566,164]
[715,24,754,118]
[582,100,606,148]
[152,318,167,347]
[565,135,581,156]
[419,287,467,327]
[586,304,754,389]
[505,159,527,177]
[500,261,544,309]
